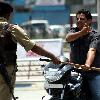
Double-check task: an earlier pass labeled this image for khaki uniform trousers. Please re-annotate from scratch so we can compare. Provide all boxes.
[0,65,16,100]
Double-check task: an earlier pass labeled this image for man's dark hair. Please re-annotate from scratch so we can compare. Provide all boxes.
[76,9,92,20]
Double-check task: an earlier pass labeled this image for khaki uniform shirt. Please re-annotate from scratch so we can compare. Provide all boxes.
[0,17,35,51]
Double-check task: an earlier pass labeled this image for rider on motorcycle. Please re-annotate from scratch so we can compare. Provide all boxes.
[66,9,100,100]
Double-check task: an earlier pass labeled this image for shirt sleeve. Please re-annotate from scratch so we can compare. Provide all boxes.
[10,24,35,51]
[89,31,100,51]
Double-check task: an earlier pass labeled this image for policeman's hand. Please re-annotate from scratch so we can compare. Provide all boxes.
[51,57,61,64]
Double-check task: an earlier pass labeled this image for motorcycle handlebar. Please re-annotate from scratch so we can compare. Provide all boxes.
[39,58,51,62]
[39,58,100,72]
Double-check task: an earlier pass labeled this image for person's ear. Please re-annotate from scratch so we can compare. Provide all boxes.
[87,19,92,25]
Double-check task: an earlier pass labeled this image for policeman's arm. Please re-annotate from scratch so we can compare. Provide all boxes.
[85,48,96,67]
[31,44,61,64]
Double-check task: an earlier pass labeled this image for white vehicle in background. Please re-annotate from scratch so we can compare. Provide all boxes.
[64,23,76,32]
[49,25,66,38]
[21,20,53,39]
[49,24,76,38]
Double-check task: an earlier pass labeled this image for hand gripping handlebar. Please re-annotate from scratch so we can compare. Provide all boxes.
[39,58,100,72]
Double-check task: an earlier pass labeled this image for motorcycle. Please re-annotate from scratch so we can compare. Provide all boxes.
[40,57,91,100]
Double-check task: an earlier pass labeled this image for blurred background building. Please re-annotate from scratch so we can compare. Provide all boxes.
[0,0,97,39]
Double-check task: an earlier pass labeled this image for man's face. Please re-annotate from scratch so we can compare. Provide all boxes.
[76,13,88,30]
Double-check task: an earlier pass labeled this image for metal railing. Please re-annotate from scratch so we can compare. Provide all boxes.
[16,59,48,82]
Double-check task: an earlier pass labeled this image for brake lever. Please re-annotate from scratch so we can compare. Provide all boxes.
[39,58,51,62]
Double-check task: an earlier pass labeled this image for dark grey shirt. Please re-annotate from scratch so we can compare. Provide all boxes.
[67,27,100,68]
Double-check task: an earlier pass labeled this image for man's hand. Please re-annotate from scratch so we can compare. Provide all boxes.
[81,64,91,71]
[81,23,91,36]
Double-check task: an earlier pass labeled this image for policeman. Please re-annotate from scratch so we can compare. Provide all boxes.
[0,1,61,100]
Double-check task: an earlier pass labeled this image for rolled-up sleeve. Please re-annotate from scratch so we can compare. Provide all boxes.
[10,25,35,51]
